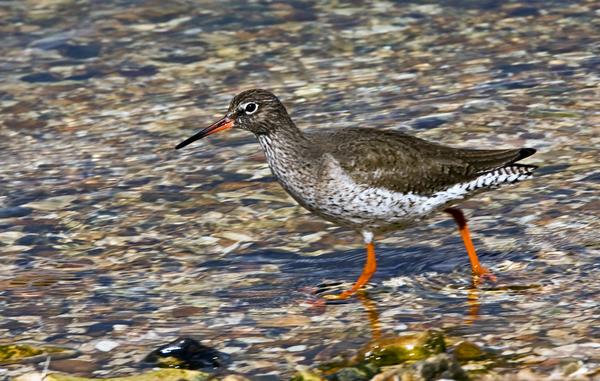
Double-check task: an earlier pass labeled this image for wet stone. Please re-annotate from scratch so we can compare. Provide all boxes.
[20,72,62,83]
[506,6,541,17]
[56,42,102,59]
[49,359,97,374]
[15,234,49,246]
[144,337,228,370]
[452,340,489,361]
[0,207,32,218]
[0,344,76,365]
[363,330,447,367]
[118,65,158,78]
[411,114,455,130]
[85,320,133,337]
[66,69,104,81]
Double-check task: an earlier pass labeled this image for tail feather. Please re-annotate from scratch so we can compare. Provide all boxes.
[467,164,536,192]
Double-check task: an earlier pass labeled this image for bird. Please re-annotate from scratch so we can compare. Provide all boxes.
[175,89,537,300]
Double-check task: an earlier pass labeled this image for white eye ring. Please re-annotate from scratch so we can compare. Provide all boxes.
[241,102,258,115]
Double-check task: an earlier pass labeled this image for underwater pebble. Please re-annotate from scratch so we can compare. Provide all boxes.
[95,340,119,352]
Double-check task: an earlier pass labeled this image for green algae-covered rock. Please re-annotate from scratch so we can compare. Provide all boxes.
[453,340,488,361]
[290,369,327,381]
[15,369,210,381]
[370,354,469,381]
[363,330,446,367]
[0,344,76,364]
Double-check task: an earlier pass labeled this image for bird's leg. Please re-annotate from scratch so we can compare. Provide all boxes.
[444,207,494,278]
[324,232,377,300]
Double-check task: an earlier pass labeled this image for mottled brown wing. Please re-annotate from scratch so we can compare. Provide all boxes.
[306,128,535,195]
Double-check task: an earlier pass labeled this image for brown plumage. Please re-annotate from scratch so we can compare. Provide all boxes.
[176,89,538,299]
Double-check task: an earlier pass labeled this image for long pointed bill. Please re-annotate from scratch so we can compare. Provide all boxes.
[175,116,234,149]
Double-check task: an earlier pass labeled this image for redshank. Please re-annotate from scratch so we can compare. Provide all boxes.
[175,89,537,299]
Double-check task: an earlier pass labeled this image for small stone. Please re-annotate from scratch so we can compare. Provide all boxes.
[411,113,455,130]
[144,337,228,370]
[334,367,371,381]
[118,65,158,78]
[222,376,252,381]
[171,306,204,318]
[294,86,323,97]
[24,195,77,211]
[57,42,101,59]
[20,73,61,83]
[412,354,468,381]
[287,345,307,352]
[0,207,32,218]
[462,99,504,113]
[507,6,541,17]
[453,340,488,361]
[49,359,97,373]
[363,330,446,366]
[95,340,119,352]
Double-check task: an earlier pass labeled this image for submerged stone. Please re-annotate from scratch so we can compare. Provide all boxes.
[363,330,446,367]
[291,369,326,381]
[371,354,469,381]
[0,207,32,218]
[57,42,102,59]
[453,340,488,361]
[0,343,75,364]
[20,72,61,83]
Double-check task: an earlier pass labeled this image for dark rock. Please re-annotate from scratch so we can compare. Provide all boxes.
[20,72,61,83]
[582,172,600,182]
[66,69,104,80]
[15,234,47,246]
[85,320,133,336]
[411,114,454,130]
[57,42,101,59]
[498,63,536,74]
[50,358,97,373]
[507,7,540,17]
[140,191,190,202]
[23,223,58,233]
[119,65,158,78]
[334,366,370,381]
[412,354,468,381]
[155,54,204,64]
[144,337,228,370]
[0,207,32,218]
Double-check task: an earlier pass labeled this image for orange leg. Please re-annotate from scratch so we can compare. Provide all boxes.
[444,207,493,278]
[325,237,377,300]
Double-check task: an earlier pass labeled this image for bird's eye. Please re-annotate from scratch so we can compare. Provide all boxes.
[244,102,258,115]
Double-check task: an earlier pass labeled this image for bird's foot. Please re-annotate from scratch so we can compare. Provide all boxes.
[472,266,497,284]
[322,290,354,300]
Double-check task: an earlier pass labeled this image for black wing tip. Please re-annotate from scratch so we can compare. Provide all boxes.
[518,147,537,160]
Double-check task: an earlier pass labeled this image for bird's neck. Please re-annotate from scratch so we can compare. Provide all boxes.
[256,118,315,184]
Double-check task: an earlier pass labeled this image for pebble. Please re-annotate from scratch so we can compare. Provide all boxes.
[0,207,32,218]
[24,196,77,211]
[95,340,119,352]
[286,345,307,352]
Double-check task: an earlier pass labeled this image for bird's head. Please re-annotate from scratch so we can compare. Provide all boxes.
[175,89,289,149]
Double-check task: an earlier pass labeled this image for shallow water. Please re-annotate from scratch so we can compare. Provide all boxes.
[1,0,599,379]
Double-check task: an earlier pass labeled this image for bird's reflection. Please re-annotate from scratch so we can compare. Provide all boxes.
[354,275,487,341]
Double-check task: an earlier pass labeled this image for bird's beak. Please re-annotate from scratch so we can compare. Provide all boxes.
[175,116,234,149]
